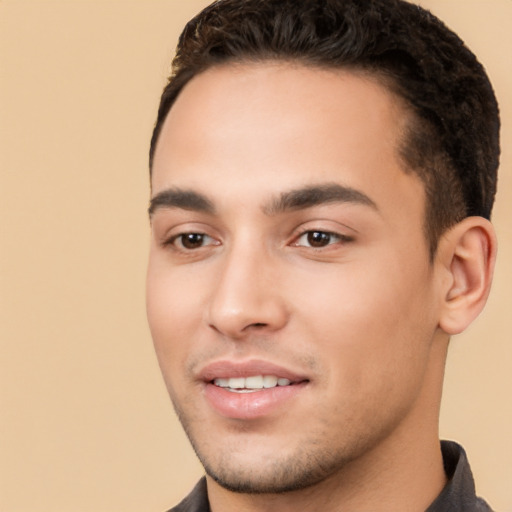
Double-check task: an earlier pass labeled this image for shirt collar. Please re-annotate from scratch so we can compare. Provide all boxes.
[426,440,492,511]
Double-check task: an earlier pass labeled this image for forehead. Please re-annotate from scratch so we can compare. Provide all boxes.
[151,62,422,215]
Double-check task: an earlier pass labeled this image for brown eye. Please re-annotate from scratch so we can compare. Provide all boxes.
[306,231,332,247]
[294,230,351,249]
[180,233,206,249]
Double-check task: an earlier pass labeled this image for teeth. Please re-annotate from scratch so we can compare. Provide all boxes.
[230,377,245,389]
[263,375,278,388]
[213,375,292,391]
[245,376,263,389]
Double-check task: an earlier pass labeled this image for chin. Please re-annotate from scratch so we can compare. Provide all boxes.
[191,434,353,495]
[203,458,331,494]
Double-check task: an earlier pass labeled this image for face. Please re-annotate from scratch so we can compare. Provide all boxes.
[147,63,445,493]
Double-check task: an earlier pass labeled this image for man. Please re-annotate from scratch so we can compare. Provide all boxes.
[146,0,500,510]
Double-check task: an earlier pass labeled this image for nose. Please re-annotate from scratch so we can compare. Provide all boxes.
[205,244,289,340]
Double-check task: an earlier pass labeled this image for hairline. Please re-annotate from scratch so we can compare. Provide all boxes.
[150,57,455,261]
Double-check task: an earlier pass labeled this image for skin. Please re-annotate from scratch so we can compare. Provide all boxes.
[147,63,495,512]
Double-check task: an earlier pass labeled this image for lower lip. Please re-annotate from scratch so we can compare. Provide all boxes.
[204,382,307,420]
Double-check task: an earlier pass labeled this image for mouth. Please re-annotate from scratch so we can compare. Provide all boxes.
[199,360,310,419]
[212,375,303,393]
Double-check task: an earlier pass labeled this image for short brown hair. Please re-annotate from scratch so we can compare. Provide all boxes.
[150,0,500,257]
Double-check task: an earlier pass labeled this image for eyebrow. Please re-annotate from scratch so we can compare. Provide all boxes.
[263,183,378,215]
[148,188,215,217]
[148,183,378,218]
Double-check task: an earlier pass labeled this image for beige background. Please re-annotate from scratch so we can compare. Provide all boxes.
[0,1,510,511]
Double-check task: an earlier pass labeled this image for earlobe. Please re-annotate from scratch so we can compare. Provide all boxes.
[438,217,497,335]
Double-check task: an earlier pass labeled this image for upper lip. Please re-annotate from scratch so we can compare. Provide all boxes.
[198,359,310,383]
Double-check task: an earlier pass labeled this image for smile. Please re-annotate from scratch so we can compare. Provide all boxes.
[213,375,293,393]
[199,360,310,419]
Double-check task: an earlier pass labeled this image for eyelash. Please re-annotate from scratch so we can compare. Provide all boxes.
[163,228,353,254]
[165,232,219,251]
[292,229,354,249]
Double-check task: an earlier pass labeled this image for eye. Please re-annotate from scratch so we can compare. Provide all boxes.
[169,232,218,250]
[294,230,349,248]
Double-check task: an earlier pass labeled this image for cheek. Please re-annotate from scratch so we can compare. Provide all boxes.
[291,259,434,387]
[146,257,205,372]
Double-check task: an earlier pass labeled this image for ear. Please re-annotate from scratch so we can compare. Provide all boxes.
[437,217,497,335]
